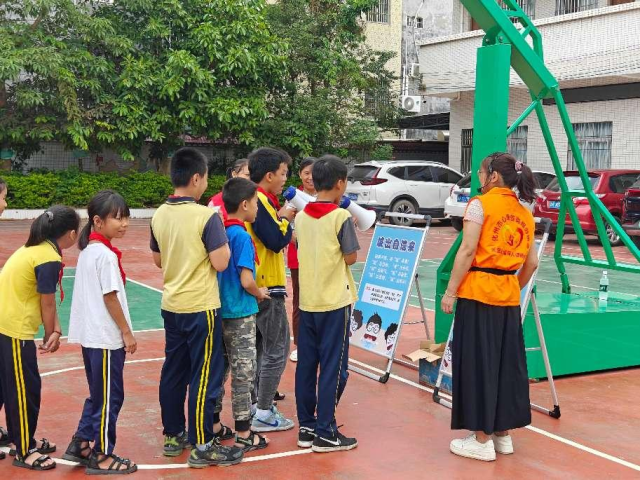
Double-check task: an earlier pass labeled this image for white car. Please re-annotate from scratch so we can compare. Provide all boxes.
[444,170,556,231]
[345,160,463,226]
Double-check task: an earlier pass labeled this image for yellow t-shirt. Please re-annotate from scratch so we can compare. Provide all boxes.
[150,197,228,313]
[0,241,62,340]
[296,203,359,312]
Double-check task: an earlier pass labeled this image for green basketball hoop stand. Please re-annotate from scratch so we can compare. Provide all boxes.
[435,0,640,380]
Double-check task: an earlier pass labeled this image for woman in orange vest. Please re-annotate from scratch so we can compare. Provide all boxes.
[441,152,540,462]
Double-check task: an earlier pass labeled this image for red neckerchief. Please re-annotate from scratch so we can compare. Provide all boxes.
[224,219,260,265]
[89,232,126,285]
[257,187,281,210]
[58,260,66,303]
[303,202,339,219]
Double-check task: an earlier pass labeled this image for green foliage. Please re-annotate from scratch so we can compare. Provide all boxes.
[255,0,402,159]
[2,171,301,209]
[369,144,394,160]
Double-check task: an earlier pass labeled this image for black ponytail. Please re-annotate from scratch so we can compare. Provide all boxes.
[26,206,80,247]
[482,152,539,204]
[78,190,130,250]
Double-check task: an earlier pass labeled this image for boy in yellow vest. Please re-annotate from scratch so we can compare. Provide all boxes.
[294,155,360,453]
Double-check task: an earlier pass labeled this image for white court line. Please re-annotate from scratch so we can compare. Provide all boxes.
[40,355,640,472]
[348,359,640,473]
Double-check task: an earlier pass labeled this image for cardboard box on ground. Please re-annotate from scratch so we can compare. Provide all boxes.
[405,340,452,392]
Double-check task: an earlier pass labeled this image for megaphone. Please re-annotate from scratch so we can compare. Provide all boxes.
[340,196,377,231]
[283,186,315,211]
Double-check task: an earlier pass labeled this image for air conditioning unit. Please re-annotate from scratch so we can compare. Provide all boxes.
[410,63,420,78]
[401,95,421,113]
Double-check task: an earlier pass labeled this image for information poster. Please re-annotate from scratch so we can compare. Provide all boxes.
[350,224,426,359]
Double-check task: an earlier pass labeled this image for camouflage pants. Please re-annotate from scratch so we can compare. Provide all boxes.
[215,315,257,429]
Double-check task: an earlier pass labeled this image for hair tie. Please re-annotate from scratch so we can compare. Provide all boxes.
[45,211,54,221]
[515,161,524,174]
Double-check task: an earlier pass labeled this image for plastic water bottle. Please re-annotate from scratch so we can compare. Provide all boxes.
[599,271,609,303]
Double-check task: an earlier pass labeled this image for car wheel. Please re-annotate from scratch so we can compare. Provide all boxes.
[451,217,463,232]
[604,217,622,247]
[390,198,417,226]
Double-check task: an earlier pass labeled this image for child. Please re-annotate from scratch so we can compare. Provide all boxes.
[286,158,317,363]
[150,147,243,468]
[246,147,296,433]
[0,206,80,470]
[0,178,7,456]
[213,177,270,451]
[207,158,250,220]
[294,155,360,453]
[63,190,137,474]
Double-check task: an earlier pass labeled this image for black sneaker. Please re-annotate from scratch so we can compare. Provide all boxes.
[163,431,190,457]
[187,440,244,468]
[297,427,316,449]
[312,431,358,453]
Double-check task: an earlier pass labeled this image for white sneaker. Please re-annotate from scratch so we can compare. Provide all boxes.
[450,434,496,462]
[492,434,514,455]
[289,350,298,362]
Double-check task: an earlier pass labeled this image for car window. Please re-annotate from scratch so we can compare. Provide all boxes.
[348,165,379,182]
[431,167,462,184]
[387,166,405,180]
[534,173,555,190]
[407,165,433,182]
[609,173,640,194]
[631,176,640,189]
[546,174,599,192]
[457,173,471,188]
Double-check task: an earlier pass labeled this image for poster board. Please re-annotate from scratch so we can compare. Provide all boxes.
[349,224,427,359]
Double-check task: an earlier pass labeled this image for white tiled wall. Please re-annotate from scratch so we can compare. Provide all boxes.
[449,89,640,173]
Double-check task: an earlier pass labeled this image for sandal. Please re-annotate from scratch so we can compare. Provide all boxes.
[274,391,286,401]
[10,437,56,456]
[235,431,268,452]
[13,449,56,471]
[86,452,137,476]
[213,424,235,441]
[0,426,9,446]
[62,436,93,466]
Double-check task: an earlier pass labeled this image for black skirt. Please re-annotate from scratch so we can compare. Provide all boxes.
[451,298,531,434]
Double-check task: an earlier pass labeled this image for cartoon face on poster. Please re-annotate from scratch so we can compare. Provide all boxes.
[349,225,426,358]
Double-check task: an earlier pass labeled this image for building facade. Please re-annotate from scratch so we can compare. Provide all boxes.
[418,0,640,173]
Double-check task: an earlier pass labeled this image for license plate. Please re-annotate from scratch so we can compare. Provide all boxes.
[549,201,561,209]
[348,193,358,201]
[457,194,469,203]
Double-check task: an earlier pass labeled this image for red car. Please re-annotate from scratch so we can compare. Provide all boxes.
[534,169,640,246]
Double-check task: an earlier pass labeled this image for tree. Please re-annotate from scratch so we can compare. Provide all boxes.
[0,0,130,165]
[256,0,401,160]
[1,0,286,164]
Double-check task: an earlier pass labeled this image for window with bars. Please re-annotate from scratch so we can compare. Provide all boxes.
[555,0,598,15]
[461,129,473,173]
[367,0,390,23]
[471,0,535,30]
[507,126,528,164]
[407,16,424,28]
[364,82,392,117]
[567,122,613,170]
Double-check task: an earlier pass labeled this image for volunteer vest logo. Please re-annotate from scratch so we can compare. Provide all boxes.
[502,224,525,249]
[491,214,530,259]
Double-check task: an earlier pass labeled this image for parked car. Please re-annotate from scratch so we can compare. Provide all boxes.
[622,176,640,246]
[444,170,556,231]
[534,169,640,246]
[345,160,463,226]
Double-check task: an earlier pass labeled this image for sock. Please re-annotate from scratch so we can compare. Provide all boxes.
[256,408,272,420]
[196,442,210,451]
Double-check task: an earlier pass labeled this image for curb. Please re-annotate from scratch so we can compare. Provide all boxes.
[1,209,156,220]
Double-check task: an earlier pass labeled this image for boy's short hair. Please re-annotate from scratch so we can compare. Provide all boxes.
[248,147,292,184]
[312,155,348,191]
[223,178,258,214]
[170,147,208,188]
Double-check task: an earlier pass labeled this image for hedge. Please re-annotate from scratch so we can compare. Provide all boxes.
[0,170,300,209]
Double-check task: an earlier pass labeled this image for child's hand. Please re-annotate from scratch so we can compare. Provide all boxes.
[39,332,61,354]
[123,331,137,354]
[257,288,271,302]
[278,206,296,221]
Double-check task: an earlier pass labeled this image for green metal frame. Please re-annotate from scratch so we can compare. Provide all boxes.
[435,0,640,341]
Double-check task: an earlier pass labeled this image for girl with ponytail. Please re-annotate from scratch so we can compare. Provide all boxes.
[0,205,79,470]
[64,190,137,474]
[441,152,540,462]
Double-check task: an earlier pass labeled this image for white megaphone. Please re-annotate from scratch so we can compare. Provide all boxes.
[340,196,377,231]
[283,186,315,211]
